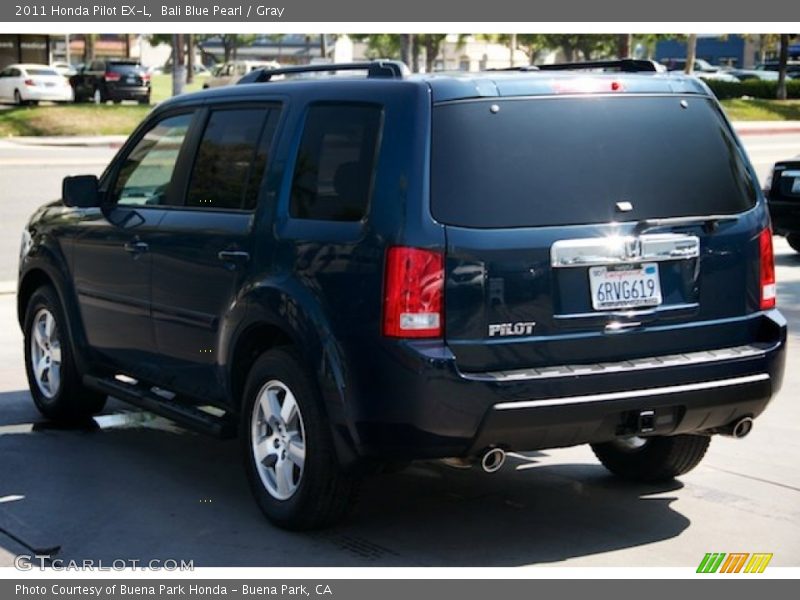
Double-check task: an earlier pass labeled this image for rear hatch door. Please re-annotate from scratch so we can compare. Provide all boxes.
[432,93,764,373]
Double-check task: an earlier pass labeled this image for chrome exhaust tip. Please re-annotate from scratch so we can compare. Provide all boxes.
[731,416,754,439]
[480,448,506,473]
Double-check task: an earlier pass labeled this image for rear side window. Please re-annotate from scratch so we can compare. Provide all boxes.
[431,96,757,228]
[289,104,382,222]
[186,107,279,210]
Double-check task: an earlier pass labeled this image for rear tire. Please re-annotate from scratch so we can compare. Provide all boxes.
[787,233,800,253]
[13,89,22,106]
[23,285,106,422]
[241,348,360,530]
[591,434,711,482]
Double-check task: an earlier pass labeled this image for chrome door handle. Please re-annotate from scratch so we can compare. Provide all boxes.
[217,250,250,263]
[123,240,149,254]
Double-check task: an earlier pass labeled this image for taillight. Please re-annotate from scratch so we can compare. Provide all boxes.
[141,73,151,82]
[104,71,121,82]
[383,247,444,338]
[759,227,776,310]
[23,78,35,87]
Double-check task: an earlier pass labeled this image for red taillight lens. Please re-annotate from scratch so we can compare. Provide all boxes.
[383,247,444,338]
[104,71,121,82]
[23,78,35,87]
[141,72,151,82]
[759,227,776,310]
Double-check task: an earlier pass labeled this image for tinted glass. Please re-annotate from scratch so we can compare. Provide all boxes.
[26,68,59,76]
[186,108,278,210]
[290,104,382,221]
[431,96,757,228]
[108,62,142,74]
[114,113,192,207]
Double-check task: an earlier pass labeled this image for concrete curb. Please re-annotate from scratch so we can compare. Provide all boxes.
[3,136,126,148]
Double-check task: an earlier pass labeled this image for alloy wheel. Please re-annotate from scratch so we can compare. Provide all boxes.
[250,379,306,500]
[30,308,62,399]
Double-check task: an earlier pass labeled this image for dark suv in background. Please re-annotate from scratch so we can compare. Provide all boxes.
[70,59,151,104]
[765,156,800,251]
[18,60,786,530]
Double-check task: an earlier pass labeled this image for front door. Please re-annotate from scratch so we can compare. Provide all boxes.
[71,110,197,375]
[149,104,281,401]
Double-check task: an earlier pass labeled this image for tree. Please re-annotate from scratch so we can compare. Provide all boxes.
[350,34,403,61]
[83,34,97,63]
[777,34,790,100]
[220,34,257,62]
[418,34,447,72]
[685,34,697,74]
[617,34,633,58]
[172,34,185,97]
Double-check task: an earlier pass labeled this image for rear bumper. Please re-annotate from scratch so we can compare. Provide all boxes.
[107,85,149,100]
[347,310,786,460]
[24,87,73,102]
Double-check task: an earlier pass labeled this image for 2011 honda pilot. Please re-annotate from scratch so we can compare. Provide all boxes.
[17,60,786,530]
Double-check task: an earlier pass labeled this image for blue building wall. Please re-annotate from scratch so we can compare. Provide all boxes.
[655,35,747,67]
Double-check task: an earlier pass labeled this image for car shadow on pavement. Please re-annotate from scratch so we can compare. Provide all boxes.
[0,390,689,567]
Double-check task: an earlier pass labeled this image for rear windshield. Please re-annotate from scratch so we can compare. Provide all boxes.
[109,63,142,73]
[431,95,757,228]
[26,68,59,76]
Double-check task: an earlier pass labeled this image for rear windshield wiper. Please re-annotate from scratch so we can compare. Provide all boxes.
[633,214,739,235]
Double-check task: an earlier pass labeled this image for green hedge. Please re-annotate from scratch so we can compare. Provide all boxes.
[704,79,800,100]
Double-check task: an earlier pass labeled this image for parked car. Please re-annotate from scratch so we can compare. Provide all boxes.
[50,61,78,78]
[661,58,741,82]
[69,59,151,104]
[18,59,786,530]
[202,60,280,88]
[765,156,800,252]
[756,61,800,79]
[0,63,73,105]
[726,68,779,82]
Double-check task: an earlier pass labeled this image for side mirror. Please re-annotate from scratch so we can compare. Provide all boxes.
[62,175,101,208]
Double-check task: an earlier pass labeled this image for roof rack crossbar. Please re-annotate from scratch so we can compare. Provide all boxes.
[485,65,540,72]
[537,59,660,73]
[238,60,409,84]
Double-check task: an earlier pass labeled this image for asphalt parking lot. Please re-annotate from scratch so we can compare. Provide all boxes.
[0,137,799,568]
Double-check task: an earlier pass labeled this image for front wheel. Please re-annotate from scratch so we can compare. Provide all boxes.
[591,434,711,482]
[241,349,360,530]
[23,285,106,421]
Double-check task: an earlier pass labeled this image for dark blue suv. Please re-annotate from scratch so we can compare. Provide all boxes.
[17,60,787,529]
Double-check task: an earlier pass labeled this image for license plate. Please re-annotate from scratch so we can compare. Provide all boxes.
[126,76,136,83]
[589,263,662,310]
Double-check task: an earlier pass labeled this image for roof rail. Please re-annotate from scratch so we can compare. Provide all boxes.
[237,60,409,84]
[537,59,661,73]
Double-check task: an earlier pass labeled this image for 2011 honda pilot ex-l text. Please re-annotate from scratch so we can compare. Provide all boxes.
[17,60,787,530]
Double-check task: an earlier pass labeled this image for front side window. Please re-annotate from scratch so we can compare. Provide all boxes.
[113,113,193,207]
[289,104,382,222]
[186,107,279,210]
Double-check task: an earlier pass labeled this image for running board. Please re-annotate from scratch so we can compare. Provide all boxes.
[83,375,237,439]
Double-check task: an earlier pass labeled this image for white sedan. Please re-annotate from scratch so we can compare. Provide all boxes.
[0,63,73,105]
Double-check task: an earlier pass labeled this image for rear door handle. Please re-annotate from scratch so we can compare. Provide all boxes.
[217,250,250,263]
[123,240,149,254]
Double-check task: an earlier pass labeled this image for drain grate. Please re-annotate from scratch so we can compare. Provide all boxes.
[317,533,399,561]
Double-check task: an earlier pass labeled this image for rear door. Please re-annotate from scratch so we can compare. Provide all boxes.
[432,94,763,373]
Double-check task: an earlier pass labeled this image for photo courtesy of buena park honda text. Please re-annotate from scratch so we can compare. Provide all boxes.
[0,0,798,595]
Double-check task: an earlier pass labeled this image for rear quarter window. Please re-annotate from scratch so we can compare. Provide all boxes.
[431,95,757,228]
[289,103,382,222]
